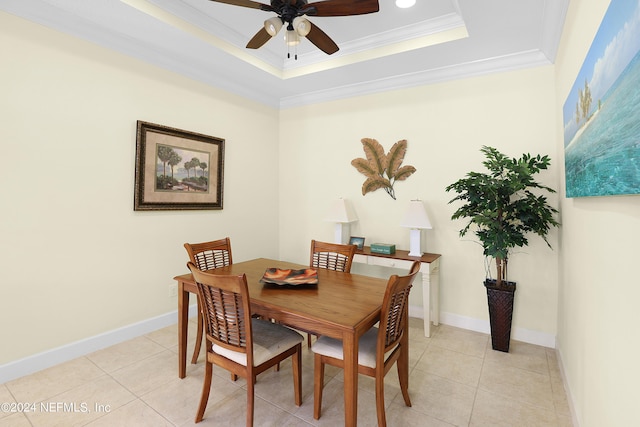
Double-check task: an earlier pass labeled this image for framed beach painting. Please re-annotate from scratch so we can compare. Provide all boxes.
[134,121,224,210]
[563,0,640,197]
[349,236,365,250]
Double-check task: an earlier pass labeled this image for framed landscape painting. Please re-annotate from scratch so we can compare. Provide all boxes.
[563,0,640,197]
[134,121,224,210]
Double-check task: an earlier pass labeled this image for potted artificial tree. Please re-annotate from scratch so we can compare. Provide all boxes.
[445,146,559,352]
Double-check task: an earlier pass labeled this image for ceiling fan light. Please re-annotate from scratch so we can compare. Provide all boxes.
[264,17,282,36]
[285,30,300,46]
[292,16,311,37]
[395,0,416,8]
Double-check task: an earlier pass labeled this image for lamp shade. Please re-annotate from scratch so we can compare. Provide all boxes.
[324,198,358,223]
[400,200,432,229]
[285,29,300,46]
[292,16,311,37]
[264,17,282,36]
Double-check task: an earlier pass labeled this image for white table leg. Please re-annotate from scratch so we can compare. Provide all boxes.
[421,258,440,337]
[432,258,440,326]
[421,262,431,337]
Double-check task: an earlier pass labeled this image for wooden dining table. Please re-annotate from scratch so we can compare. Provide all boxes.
[173,257,398,427]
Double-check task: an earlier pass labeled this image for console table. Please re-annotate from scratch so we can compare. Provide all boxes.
[353,247,441,337]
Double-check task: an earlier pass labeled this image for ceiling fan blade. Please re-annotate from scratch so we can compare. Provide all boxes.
[306,22,339,55]
[246,27,273,49]
[306,0,379,17]
[206,0,274,12]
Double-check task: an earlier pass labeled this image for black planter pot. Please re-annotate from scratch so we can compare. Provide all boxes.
[484,279,516,352]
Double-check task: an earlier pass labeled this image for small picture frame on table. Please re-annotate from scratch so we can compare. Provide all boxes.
[349,236,365,250]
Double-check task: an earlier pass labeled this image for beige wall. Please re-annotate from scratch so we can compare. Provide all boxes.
[0,12,280,365]
[555,1,640,426]
[278,67,560,341]
[1,10,561,364]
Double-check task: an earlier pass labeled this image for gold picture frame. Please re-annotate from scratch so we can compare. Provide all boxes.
[134,121,224,211]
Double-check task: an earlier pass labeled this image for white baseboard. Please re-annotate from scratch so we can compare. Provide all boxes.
[555,347,581,426]
[408,305,556,348]
[409,305,556,348]
[2,304,556,384]
[438,311,557,348]
[0,305,199,384]
[408,304,425,320]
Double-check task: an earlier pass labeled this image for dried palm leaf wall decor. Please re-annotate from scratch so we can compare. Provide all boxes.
[351,138,416,200]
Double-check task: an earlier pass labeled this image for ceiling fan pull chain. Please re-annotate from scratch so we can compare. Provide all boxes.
[286,42,298,60]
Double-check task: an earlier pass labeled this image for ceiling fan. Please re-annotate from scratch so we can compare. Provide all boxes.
[207,0,380,56]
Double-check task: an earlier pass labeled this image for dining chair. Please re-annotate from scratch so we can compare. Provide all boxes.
[187,262,303,425]
[305,239,358,347]
[311,260,421,427]
[309,239,357,273]
[184,238,233,364]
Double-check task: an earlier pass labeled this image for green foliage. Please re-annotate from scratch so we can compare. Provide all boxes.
[157,145,174,177]
[156,175,178,190]
[351,138,416,200]
[157,145,184,179]
[168,151,182,178]
[181,176,208,191]
[445,146,559,284]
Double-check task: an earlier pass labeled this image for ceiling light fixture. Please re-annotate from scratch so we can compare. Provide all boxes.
[292,16,311,37]
[284,28,300,59]
[285,29,300,46]
[395,0,416,8]
[264,17,283,36]
[264,16,313,60]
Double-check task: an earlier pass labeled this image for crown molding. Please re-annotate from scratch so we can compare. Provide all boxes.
[284,11,467,71]
[539,0,570,62]
[279,49,552,109]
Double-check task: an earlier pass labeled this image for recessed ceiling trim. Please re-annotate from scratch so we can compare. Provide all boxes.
[281,25,468,79]
[127,0,469,81]
[350,12,466,49]
[121,0,285,78]
[279,49,552,109]
[284,13,469,72]
[1,0,569,110]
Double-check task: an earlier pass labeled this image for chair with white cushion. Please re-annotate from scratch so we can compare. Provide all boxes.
[311,260,421,427]
[187,262,303,425]
[184,238,233,364]
[305,239,357,347]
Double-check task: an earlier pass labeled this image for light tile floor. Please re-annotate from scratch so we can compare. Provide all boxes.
[1,318,573,426]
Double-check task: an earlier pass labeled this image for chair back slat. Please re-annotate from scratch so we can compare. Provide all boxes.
[310,240,357,273]
[384,287,412,346]
[184,238,233,271]
[312,252,350,272]
[380,261,421,352]
[194,250,231,270]
[199,284,247,350]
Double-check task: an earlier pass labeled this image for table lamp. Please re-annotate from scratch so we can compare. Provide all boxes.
[324,198,358,244]
[400,199,432,257]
